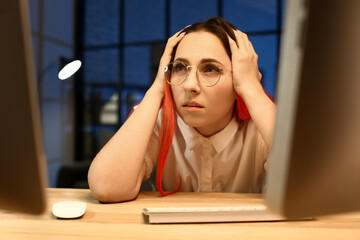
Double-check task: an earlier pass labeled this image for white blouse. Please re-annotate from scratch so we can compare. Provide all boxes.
[144,113,269,193]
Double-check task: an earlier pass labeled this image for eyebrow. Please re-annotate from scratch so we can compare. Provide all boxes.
[174,57,224,66]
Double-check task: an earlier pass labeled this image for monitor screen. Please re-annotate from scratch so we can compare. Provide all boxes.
[0,0,47,214]
[265,0,360,218]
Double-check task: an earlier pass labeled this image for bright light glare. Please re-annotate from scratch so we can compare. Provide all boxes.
[58,60,82,80]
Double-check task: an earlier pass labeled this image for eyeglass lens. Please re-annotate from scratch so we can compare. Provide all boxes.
[168,62,221,87]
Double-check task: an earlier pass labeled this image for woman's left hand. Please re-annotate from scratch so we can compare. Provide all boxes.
[228,29,276,149]
[228,30,262,96]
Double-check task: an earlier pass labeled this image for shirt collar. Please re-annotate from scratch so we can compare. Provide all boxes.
[176,114,239,153]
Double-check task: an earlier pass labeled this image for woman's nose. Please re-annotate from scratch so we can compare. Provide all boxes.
[183,66,201,93]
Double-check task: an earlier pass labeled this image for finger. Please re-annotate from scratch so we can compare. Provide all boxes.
[164,27,189,53]
[240,31,252,51]
[234,30,250,52]
[248,39,254,52]
[157,27,190,83]
[238,30,257,55]
[246,38,259,62]
[160,31,187,71]
[241,32,255,53]
[162,30,186,58]
[228,35,239,58]
[169,26,191,46]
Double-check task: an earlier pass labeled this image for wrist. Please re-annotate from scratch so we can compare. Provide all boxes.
[235,79,263,99]
[146,82,164,103]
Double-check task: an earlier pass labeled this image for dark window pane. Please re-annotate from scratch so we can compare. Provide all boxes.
[170,0,218,35]
[83,86,118,125]
[120,89,146,124]
[83,49,119,84]
[223,0,277,32]
[124,46,151,87]
[124,0,165,43]
[84,0,120,46]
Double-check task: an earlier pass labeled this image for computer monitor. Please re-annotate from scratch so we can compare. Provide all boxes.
[0,0,47,214]
[265,0,360,218]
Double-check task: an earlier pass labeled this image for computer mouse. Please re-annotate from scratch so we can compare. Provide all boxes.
[52,201,87,219]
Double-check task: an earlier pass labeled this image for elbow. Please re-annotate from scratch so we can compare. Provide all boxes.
[91,186,139,203]
[88,175,140,203]
[87,158,145,203]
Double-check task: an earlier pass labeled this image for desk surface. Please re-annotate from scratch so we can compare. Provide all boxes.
[0,188,360,240]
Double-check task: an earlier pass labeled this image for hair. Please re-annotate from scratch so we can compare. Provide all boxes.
[156,17,268,196]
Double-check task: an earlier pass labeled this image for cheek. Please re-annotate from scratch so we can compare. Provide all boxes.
[210,93,236,113]
[170,86,181,108]
[208,80,237,107]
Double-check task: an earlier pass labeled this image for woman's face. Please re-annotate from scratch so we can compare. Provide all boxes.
[171,31,237,137]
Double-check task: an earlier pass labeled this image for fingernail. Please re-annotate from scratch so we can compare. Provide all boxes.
[178,32,186,37]
[185,25,191,28]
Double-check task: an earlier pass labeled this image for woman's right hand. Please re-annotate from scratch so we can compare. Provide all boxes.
[88,28,188,203]
[151,29,187,96]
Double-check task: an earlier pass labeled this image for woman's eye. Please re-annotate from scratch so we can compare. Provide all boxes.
[203,64,220,73]
[174,64,186,72]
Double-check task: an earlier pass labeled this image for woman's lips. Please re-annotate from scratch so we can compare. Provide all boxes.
[182,102,204,112]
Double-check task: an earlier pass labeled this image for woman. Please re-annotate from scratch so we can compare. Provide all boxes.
[88,17,276,202]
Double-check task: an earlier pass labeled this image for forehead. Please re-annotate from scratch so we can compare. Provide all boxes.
[175,31,230,64]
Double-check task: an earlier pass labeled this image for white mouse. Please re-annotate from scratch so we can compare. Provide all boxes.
[52,201,87,219]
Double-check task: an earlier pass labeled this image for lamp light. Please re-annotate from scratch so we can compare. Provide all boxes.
[37,56,82,113]
[58,57,82,80]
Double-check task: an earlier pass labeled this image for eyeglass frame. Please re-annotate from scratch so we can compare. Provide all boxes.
[164,61,232,87]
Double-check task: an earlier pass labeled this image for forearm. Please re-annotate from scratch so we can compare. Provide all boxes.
[227,30,276,148]
[237,81,276,148]
[88,84,163,202]
[88,26,187,202]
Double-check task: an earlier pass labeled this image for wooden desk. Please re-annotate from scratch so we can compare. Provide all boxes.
[0,188,360,239]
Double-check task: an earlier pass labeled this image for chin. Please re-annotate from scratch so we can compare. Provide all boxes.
[179,114,206,128]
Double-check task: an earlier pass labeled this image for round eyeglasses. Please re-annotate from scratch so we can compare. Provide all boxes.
[164,61,231,87]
